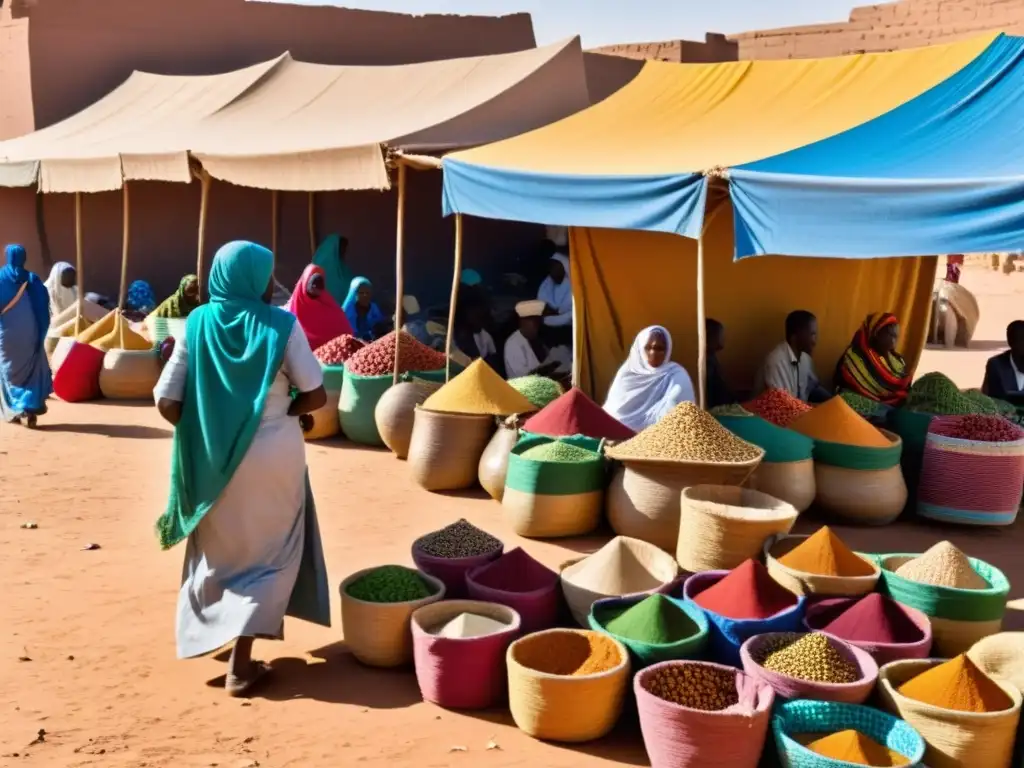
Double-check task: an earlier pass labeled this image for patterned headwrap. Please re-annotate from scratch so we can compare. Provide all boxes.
[836,312,911,406]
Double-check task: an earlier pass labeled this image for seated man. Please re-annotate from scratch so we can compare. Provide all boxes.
[705,318,736,408]
[754,310,831,403]
[504,300,567,381]
[983,320,1024,400]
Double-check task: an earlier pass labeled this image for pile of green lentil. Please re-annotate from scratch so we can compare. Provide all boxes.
[520,440,598,463]
[643,663,740,711]
[839,390,886,418]
[709,403,752,417]
[907,372,1017,418]
[758,633,859,684]
[415,518,502,559]
[608,402,762,464]
[508,375,564,409]
[346,565,436,603]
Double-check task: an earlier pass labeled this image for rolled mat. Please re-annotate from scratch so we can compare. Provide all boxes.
[772,699,926,768]
[635,660,774,768]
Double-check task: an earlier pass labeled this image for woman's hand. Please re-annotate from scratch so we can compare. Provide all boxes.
[289,385,328,417]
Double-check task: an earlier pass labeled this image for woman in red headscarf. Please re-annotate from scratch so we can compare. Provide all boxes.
[835,312,913,406]
[285,264,353,352]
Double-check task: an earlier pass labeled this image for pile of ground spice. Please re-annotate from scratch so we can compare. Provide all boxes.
[415,519,502,559]
[607,402,762,463]
[801,730,909,766]
[823,594,924,645]
[759,633,859,684]
[893,541,989,590]
[777,527,876,578]
[898,654,1013,713]
[520,441,597,463]
[603,595,698,645]
[789,397,891,447]
[433,612,509,639]
[744,388,812,427]
[564,537,671,595]
[512,631,621,676]
[470,547,557,593]
[422,359,535,416]
[692,560,798,620]
[523,387,636,441]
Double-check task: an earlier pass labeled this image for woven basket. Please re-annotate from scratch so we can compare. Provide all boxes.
[98,349,161,400]
[506,629,630,742]
[676,485,798,573]
[407,407,495,491]
[876,553,1008,656]
[304,388,341,441]
[765,534,880,597]
[411,535,503,600]
[803,596,933,666]
[607,452,763,553]
[747,459,816,513]
[466,554,560,634]
[635,660,774,768]
[560,537,680,627]
[588,594,709,668]
[917,421,1024,526]
[410,600,521,710]
[968,632,1024,693]
[375,378,443,459]
[772,699,926,768]
[477,417,520,501]
[813,463,907,525]
[683,571,806,667]
[878,658,1022,768]
[339,566,445,668]
[741,632,878,705]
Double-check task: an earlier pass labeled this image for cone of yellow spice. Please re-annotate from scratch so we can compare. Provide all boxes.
[777,527,875,577]
[898,654,1012,713]
[803,730,909,766]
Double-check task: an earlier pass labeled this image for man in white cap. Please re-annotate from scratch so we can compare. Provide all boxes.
[505,300,569,380]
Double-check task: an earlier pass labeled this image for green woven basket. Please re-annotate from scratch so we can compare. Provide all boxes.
[812,429,902,471]
[716,414,814,464]
[588,594,708,667]
[338,367,447,445]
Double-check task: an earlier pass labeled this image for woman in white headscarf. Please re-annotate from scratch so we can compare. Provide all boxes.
[43,262,77,317]
[603,326,695,432]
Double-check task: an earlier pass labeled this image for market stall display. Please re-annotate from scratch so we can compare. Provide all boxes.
[522,387,635,441]
[803,594,932,666]
[765,528,881,597]
[588,593,708,667]
[411,519,503,599]
[465,548,560,633]
[675,485,798,574]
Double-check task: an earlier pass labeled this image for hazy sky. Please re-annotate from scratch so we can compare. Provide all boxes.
[285,0,864,47]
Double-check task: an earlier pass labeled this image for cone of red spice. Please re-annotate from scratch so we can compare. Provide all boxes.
[523,387,636,441]
[469,547,558,593]
[823,594,925,645]
[744,388,812,427]
[693,560,799,620]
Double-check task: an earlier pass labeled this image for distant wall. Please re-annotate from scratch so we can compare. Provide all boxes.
[591,32,738,63]
[0,6,32,140]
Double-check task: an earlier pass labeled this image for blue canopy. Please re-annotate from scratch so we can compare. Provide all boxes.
[730,34,1024,259]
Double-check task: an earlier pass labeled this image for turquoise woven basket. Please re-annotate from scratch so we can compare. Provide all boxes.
[772,699,926,767]
[588,594,709,667]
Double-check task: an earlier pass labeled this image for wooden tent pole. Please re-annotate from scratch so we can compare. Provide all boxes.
[308,191,317,257]
[271,189,280,260]
[392,163,408,385]
[74,192,84,335]
[445,213,464,383]
[117,182,131,348]
[196,170,211,300]
[696,231,707,410]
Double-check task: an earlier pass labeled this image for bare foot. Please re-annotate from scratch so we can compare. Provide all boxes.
[225,660,271,698]
[26,414,37,429]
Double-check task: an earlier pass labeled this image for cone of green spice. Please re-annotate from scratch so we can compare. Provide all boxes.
[346,565,436,603]
[604,594,699,644]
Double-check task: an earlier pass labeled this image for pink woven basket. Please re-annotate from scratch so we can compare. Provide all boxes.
[635,660,774,768]
[411,600,521,710]
[802,596,933,666]
[465,549,560,634]
[740,632,878,705]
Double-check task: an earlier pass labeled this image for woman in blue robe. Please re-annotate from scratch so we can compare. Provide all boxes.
[0,244,53,427]
[342,276,386,342]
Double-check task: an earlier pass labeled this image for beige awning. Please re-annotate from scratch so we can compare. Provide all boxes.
[0,37,589,193]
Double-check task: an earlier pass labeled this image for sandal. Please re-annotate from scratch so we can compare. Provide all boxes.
[225,660,272,698]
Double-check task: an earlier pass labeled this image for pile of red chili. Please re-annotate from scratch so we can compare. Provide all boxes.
[823,593,924,645]
[744,388,812,427]
[930,414,1024,443]
[314,334,365,365]
[692,560,798,620]
[523,387,635,441]
[345,331,448,376]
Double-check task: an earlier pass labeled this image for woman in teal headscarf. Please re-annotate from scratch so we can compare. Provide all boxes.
[154,240,331,696]
[343,276,386,341]
[311,233,352,307]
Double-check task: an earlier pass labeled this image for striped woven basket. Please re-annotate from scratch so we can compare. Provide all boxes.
[772,699,926,767]
[917,418,1024,526]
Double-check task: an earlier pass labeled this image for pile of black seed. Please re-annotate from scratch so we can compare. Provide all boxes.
[415,519,502,559]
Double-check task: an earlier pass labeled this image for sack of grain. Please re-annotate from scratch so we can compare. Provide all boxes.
[477,417,520,501]
[407,407,496,492]
[340,368,446,446]
[502,435,606,539]
[374,376,444,458]
[99,348,161,400]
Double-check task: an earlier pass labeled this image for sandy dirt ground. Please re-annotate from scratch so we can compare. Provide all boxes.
[2,263,1023,768]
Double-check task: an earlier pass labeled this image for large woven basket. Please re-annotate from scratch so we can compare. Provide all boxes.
[875,553,1008,656]
[635,660,774,768]
[878,658,1022,768]
[764,534,880,597]
[477,417,520,501]
[375,378,443,459]
[968,632,1024,693]
[411,533,503,600]
[607,452,763,553]
[740,632,879,705]
[560,536,680,627]
[410,600,521,710]
[747,459,816,513]
[507,629,630,742]
[406,407,495,491]
[676,485,798,573]
[98,349,161,400]
[772,699,926,768]
[803,596,933,666]
[466,552,560,634]
[814,463,907,525]
[339,566,445,668]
